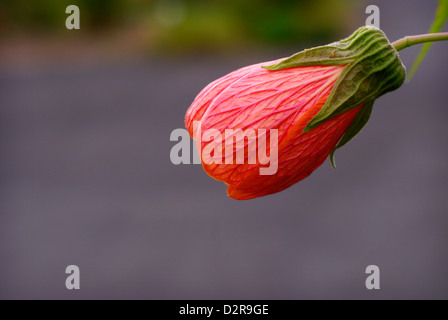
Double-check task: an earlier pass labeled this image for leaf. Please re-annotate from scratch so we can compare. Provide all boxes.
[407,0,448,80]
[329,101,374,168]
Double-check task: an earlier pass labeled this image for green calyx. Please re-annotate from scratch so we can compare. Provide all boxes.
[262,26,406,166]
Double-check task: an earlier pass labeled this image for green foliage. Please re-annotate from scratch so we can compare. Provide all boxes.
[0,0,358,52]
[151,0,357,51]
[408,0,448,80]
[0,0,128,32]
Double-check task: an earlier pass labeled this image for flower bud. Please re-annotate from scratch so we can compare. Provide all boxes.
[185,26,406,200]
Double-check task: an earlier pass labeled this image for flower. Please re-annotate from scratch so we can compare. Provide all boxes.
[186,62,360,199]
[185,26,406,200]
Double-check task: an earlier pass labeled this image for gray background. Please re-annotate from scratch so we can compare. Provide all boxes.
[1,0,447,299]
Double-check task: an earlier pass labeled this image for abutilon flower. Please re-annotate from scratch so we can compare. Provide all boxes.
[185,26,406,200]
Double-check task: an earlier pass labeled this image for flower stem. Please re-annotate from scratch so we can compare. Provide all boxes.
[392,32,448,51]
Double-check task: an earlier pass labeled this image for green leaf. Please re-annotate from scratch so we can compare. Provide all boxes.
[329,101,374,168]
[408,0,448,80]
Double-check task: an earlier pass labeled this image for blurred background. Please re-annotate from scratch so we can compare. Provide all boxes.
[0,0,447,299]
[0,0,360,66]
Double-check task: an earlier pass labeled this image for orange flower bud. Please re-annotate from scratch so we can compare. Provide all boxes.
[185,26,405,200]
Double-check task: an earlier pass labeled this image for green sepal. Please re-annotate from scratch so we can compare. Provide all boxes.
[263,27,369,69]
[329,100,374,168]
[262,26,406,132]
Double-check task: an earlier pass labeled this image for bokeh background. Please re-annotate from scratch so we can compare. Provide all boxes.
[0,0,447,299]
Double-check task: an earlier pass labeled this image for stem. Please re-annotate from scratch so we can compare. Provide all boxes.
[392,32,448,51]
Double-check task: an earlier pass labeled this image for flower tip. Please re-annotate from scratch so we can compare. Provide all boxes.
[260,64,276,70]
[302,123,314,134]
